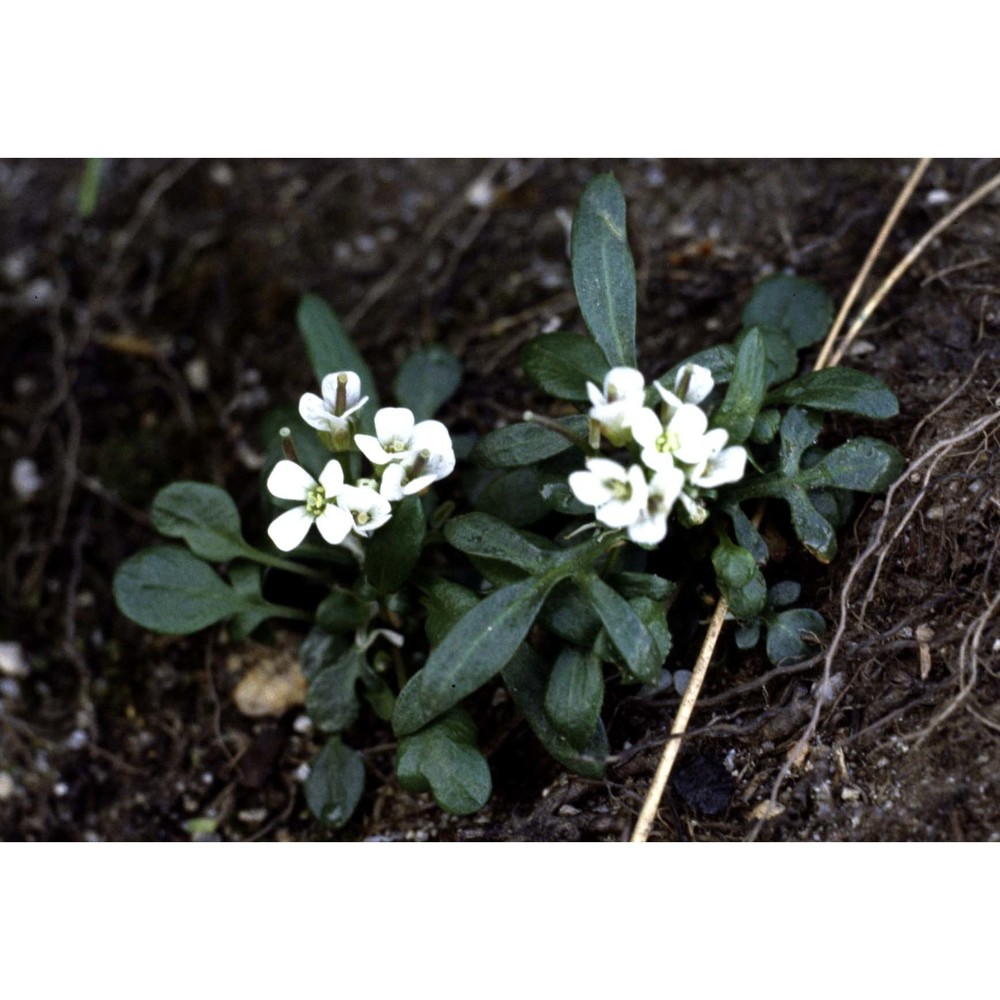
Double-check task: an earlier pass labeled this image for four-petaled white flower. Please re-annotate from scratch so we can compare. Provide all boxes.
[628,465,686,546]
[631,403,720,469]
[266,459,353,552]
[354,407,455,500]
[336,483,393,537]
[687,434,748,489]
[653,362,715,412]
[586,366,647,446]
[299,371,369,445]
[568,458,649,529]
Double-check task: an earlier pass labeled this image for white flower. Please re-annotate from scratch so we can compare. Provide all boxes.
[628,466,686,546]
[631,403,719,469]
[266,459,353,551]
[568,458,648,529]
[336,483,393,537]
[586,366,646,445]
[299,371,369,442]
[354,407,455,499]
[688,435,748,489]
[653,363,715,412]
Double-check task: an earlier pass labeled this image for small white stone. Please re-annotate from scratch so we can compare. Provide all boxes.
[53,782,69,797]
[465,177,496,210]
[184,356,210,392]
[0,772,16,800]
[208,162,234,186]
[292,714,313,734]
[237,807,268,825]
[22,276,54,307]
[673,670,693,696]
[294,763,311,783]
[925,189,951,206]
[0,641,30,678]
[2,252,29,284]
[11,458,43,501]
[65,729,88,751]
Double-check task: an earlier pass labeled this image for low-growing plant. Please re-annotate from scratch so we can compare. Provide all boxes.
[114,172,903,829]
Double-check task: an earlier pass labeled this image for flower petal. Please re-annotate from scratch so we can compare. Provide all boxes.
[696,446,748,488]
[630,407,663,449]
[628,512,668,546]
[586,457,629,483]
[568,470,613,508]
[354,433,394,466]
[267,460,316,501]
[604,366,645,400]
[596,497,641,529]
[374,407,415,448]
[298,393,333,431]
[321,371,362,410]
[267,506,313,551]
[674,363,714,405]
[314,504,354,545]
[379,462,406,501]
[586,381,604,408]
[318,459,345,495]
[653,383,683,411]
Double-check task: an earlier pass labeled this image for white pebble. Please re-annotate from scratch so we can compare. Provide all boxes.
[209,162,234,187]
[11,458,43,501]
[925,189,951,206]
[0,641,30,678]
[53,782,69,797]
[65,729,88,751]
[1,252,29,284]
[292,714,313,734]
[184,356,210,392]
[0,772,16,800]
[465,177,496,210]
[673,670,693,696]
[22,277,54,307]
[294,763,311,783]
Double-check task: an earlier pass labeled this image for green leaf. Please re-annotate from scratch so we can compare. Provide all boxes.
[571,173,637,368]
[786,487,838,561]
[741,274,833,349]
[299,627,351,683]
[365,494,426,595]
[151,482,253,561]
[394,345,462,421]
[766,368,899,419]
[393,576,557,736]
[475,467,549,527]
[808,438,904,492]
[767,580,802,609]
[304,737,365,828]
[750,408,781,444]
[608,572,676,603]
[445,512,552,574]
[501,645,608,779]
[742,324,798,386]
[765,608,826,664]
[316,589,371,634]
[538,476,589,516]
[629,597,672,661]
[397,709,491,815]
[296,294,379,433]
[114,545,244,635]
[712,537,767,619]
[544,649,604,750]
[469,416,588,469]
[721,502,768,564]
[521,332,609,402]
[358,661,395,721]
[539,579,603,646]
[579,575,661,684]
[306,647,368,733]
[419,578,480,647]
[735,622,761,650]
[227,563,273,641]
[712,328,768,445]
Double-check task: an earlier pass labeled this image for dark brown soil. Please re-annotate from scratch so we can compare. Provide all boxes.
[2,158,998,841]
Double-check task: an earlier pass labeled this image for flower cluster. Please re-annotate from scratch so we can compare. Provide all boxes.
[569,364,747,546]
[266,371,455,552]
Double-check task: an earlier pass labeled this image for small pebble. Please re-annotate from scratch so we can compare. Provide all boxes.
[237,807,268,825]
[0,641,30,678]
[292,714,313,734]
[1,252,29,284]
[184,356,210,392]
[294,763,311,783]
[0,772,16,800]
[208,162,234,187]
[65,729,89,751]
[11,458,43,501]
[465,177,496,209]
[925,189,951,206]
[22,276,55,307]
[53,782,69,798]
[673,670,693,696]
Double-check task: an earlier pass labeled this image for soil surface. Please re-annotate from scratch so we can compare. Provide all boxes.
[2,158,998,841]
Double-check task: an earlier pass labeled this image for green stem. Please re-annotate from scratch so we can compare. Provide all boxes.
[272,604,314,623]
[246,549,330,582]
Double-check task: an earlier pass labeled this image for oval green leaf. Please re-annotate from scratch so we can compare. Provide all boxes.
[766,368,899,419]
[469,416,588,469]
[394,344,462,421]
[571,173,637,368]
[304,737,365,828]
[741,274,833,349]
[365,494,426,595]
[521,331,609,402]
[544,649,604,750]
[151,482,252,561]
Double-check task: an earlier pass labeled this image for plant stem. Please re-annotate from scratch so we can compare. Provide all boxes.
[248,550,330,583]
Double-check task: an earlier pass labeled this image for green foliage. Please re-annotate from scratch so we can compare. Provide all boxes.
[394,345,462,421]
[521,332,609,402]
[469,416,587,469]
[114,546,282,635]
[151,482,254,561]
[571,173,638,368]
[712,536,767,620]
[579,575,662,683]
[365,495,426,594]
[306,647,368,733]
[766,368,899,419]
[712,328,768,445]
[544,649,604,750]
[304,738,365,828]
[741,274,833,348]
[397,709,492,815]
